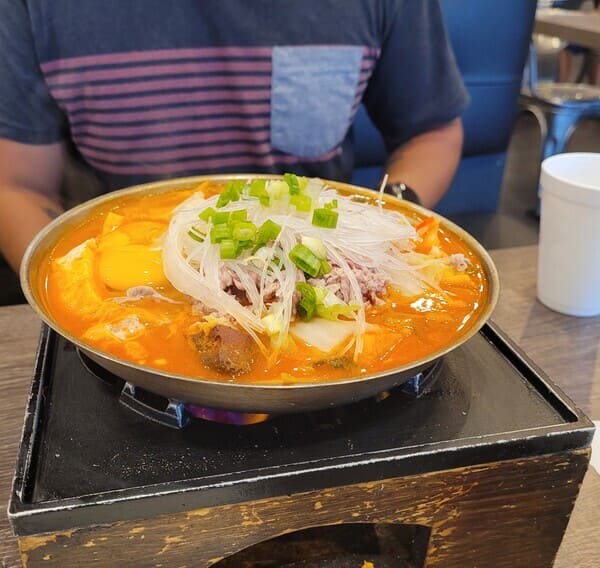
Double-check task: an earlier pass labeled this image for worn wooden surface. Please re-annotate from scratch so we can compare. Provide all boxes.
[16,451,589,567]
[489,246,600,420]
[1,305,40,568]
[1,245,599,567]
[535,8,600,52]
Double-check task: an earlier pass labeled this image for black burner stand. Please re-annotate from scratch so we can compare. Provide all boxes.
[8,323,594,567]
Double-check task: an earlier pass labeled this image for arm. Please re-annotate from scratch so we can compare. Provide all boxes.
[384,118,463,209]
[0,139,65,272]
[363,1,468,209]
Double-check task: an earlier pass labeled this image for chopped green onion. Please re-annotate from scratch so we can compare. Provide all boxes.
[255,219,282,246]
[284,173,300,195]
[324,199,338,210]
[210,224,232,243]
[229,209,248,223]
[232,221,257,241]
[216,194,229,209]
[219,239,238,259]
[289,244,323,278]
[295,283,358,321]
[266,180,289,200]
[320,259,332,275]
[188,227,205,242]
[317,301,359,321]
[237,239,254,251]
[297,176,309,192]
[312,208,338,229]
[301,236,326,259]
[296,283,317,320]
[213,211,231,225]
[217,180,244,208]
[249,179,267,196]
[290,194,312,212]
[249,179,270,205]
[198,207,215,221]
[313,286,359,321]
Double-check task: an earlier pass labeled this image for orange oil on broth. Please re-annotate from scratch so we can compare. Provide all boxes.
[40,182,489,384]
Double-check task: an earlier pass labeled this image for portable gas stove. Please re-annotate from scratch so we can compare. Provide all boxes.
[8,322,594,567]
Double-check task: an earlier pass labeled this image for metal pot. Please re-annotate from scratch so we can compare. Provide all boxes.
[20,175,499,413]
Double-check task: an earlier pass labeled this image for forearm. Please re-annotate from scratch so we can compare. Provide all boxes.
[0,139,65,271]
[384,118,463,209]
[0,184,63,272]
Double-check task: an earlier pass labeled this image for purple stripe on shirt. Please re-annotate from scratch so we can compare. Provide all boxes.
[79,140,275,163]
[46,60,272,88]
[74,128,271,151]
[50,74,272,100]
[83,146,342,175]
[41,45,377,178]
[358,69,372,83]
[364,46,381,58]
[41,45,378,74]
[360,59,377,71]
[71,116,271,138]
[353,82,370,106]
[40,47,274,74]
[69,102,271,127]
[57,88,271,113]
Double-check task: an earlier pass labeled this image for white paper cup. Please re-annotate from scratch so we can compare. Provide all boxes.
[537,153,600,317]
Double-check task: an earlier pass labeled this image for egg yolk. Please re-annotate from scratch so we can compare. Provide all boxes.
[97,220,168,291]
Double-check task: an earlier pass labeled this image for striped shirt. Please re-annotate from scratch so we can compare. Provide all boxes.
[0,0,467,192]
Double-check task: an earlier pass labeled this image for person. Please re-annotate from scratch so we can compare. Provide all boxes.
[0,0,467,273]
[558,0,600,84]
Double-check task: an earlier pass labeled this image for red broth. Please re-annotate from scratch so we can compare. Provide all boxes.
[39,181,489,384]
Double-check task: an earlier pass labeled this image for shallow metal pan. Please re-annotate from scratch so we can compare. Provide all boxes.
[21,175,499,413]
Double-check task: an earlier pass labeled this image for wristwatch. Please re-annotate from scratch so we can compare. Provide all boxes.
[384,182,421,205]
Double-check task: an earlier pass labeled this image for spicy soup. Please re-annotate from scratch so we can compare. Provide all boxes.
[37,176,490,385]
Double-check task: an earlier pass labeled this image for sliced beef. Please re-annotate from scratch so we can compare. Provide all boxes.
[219,265,259,305]
[113,286,180,304]
[309,260,389,304]
[189,324,257,376]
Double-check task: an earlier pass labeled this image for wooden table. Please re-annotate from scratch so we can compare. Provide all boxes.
[535,8,600,51]
[1,244,599,567]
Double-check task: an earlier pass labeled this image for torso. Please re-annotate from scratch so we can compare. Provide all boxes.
[28,0,385,189]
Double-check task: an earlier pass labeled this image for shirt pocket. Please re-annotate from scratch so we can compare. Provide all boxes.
[271,46,363,159]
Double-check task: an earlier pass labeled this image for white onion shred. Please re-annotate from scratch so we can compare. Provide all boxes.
[162,180,457,358]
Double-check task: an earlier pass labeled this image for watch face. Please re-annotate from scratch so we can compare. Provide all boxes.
[385,183,420,205]
[384,183,403,197]
[385,183,406,197]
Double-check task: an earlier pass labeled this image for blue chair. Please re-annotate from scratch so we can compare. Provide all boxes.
[351,0,538,215]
